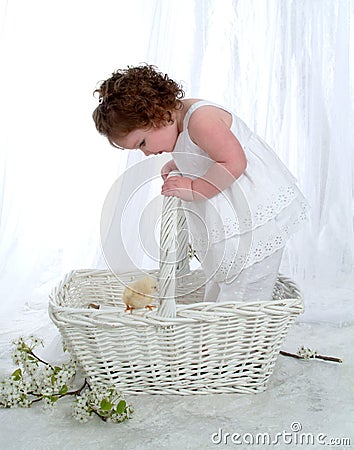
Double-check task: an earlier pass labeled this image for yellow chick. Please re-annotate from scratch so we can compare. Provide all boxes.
[122,276,157,314]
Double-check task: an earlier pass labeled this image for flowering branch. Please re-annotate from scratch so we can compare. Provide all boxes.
[280,346,342,363]
[27,350,55,370]
[0,336,133,423]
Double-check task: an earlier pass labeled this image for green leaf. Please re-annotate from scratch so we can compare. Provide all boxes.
[49,395,59,403]
[116,400,126,415]
[12,368,22,380]
[51,375,56,385]
[100,399,113,411]
[59,385,68,395]
[54,366,62,374]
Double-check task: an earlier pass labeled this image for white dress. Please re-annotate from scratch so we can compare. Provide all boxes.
[171,101,309,285]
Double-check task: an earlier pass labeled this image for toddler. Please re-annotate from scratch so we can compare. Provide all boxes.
[93,64,309,303]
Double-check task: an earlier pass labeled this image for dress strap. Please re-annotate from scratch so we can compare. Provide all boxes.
[183,100,228,128]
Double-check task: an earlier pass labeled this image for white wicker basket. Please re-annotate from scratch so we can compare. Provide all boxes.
[49,192,304,395]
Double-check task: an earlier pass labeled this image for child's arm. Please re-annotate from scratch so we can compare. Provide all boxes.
[162,107,247,201]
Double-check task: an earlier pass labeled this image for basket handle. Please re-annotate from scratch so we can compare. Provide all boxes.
[157,171,190,317]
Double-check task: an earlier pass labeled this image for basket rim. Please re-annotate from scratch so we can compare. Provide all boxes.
[49,268,304,326]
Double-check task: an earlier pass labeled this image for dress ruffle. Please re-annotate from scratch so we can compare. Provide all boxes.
[189,195,308,282]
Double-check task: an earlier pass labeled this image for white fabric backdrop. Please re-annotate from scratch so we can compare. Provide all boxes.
[0,0,353,340]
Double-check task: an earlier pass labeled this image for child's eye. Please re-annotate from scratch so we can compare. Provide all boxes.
[139,140,145,148]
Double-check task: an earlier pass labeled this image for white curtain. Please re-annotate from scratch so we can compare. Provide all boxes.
[0,0,353,349]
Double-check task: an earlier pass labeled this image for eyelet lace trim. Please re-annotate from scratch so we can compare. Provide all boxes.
[208,185,300,243]
[191,200,308,282]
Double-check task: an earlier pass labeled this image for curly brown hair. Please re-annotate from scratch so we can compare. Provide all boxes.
[92,64,185,142]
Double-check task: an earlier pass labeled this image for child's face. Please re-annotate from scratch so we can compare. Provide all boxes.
[112,122,179,156]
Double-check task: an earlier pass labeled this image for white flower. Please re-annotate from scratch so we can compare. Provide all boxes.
[2,335,134,425]
[297,345,317,359]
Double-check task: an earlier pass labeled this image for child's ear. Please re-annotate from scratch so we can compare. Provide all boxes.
[166,111,174,125]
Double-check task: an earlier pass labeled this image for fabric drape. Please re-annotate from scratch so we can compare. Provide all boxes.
[0,1,353,341]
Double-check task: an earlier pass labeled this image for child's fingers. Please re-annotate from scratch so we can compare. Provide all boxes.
[161,178,177,192]
[164,176,180,184]
[161,182,174,195]
[161,179,176,195]
[161,190,177,197]
[161,167,172,180]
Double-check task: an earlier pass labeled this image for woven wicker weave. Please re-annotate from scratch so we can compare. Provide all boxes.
[49,189,304,395]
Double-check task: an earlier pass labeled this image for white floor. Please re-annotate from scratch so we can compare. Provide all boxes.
[1,278,353,450]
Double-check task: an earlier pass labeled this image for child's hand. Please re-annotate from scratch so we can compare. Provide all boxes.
[161,160,178,181]
[161,176,194,202]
